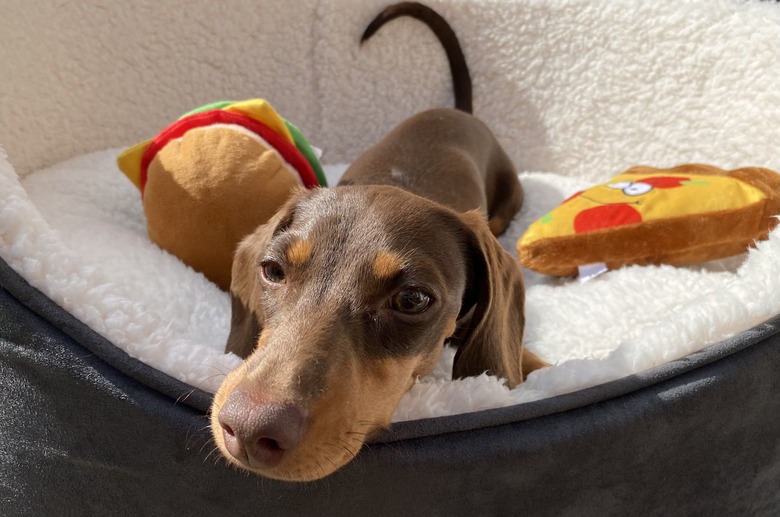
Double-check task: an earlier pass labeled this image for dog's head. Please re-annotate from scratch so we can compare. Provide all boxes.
[210,185,527,481]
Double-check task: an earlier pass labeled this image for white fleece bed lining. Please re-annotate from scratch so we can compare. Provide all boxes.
[2,147,779,422]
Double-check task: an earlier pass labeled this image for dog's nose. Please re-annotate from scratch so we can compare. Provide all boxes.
[217,387,306,469]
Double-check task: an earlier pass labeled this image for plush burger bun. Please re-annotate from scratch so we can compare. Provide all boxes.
[118,99,326,290]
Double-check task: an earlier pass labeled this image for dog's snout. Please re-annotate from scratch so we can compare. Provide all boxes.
[217,387,306,469]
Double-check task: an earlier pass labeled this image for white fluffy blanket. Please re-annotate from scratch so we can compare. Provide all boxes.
[2,148,780,422]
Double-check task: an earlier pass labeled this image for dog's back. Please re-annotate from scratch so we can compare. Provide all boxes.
[340,2,522,233]
[340,109,517,217]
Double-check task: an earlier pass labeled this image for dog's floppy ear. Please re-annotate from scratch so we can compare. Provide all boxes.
[225,194,301,358]
[452,210,534,388]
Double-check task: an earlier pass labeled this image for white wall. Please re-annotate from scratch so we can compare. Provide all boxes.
[2,0,780,181]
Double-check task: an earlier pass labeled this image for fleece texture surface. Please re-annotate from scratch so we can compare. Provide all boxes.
[3,147,780,422]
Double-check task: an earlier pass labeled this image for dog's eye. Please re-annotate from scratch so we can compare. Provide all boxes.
[260,261,286,284]
[390,288,432,315]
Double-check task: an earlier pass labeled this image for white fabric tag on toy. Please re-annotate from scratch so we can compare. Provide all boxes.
[311,146,323,159]
[578,263,608,283]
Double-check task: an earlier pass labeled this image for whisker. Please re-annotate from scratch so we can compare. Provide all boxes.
[315,446,342,473]
[186,426,214,451]
[175,389,197,405]
[203,446,220,464]
[197,431,220,455]
[189,359,237,375]
[335,437,361,461]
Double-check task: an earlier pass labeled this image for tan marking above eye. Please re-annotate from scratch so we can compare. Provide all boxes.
[286,239,313,265]
[373,250,403,280]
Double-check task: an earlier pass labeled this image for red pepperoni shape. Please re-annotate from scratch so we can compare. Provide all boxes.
[636,176,689,189]
[574,204,642,233]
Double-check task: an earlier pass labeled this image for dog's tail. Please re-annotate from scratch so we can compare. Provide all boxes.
[361,2,473,114]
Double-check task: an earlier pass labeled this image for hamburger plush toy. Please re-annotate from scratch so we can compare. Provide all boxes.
[118,99,326,290]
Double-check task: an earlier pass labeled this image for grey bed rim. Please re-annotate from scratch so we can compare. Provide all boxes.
[2,255,778,445]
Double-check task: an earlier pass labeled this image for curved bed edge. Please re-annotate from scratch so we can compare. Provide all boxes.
[3,254,779,443]
[0,256,214,413]
[3,254,780,515]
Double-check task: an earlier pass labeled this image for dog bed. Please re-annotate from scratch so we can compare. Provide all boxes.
[2,0,780,515]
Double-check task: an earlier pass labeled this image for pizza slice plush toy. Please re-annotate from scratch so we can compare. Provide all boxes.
[518,164,780,277]
[118,99,326,290]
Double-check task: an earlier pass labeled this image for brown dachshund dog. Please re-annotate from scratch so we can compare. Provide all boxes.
[211,2,547,481]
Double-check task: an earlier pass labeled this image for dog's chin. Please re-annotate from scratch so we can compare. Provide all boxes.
[227,445,360,482]
[210,412,387,482]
